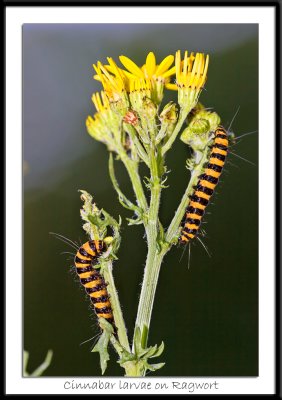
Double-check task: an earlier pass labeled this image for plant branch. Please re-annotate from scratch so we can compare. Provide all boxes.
[124,125,150,166]
[133,145,162,352]
[161,107,190,156]
[120,153,148,212]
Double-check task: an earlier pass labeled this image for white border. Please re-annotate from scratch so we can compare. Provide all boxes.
[6,6,275,395]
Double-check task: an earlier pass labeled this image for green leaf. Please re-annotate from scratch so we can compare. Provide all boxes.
[140,344,157,359]
[30,350,53,377]
[91,318,114,374]
[151,341,165,358]
[127,216,143,226]
[24,349,53,377]
[92,331,111,375]
[143,361,165,372]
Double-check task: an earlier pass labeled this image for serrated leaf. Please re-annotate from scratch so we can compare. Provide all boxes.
[91,318,113,375]
[88,214,104,228]
[91,331,111,375]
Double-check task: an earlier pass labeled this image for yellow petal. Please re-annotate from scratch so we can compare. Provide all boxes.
[155,55,174,76]
[183,51,188,75]
[92,93,102,112]
[165,83,178,91]
[93,74,102,81]
[145,52,156,76]
[162,65,176,78]
[119,55,143,78]
[122,69,137,80]
[175,50,181,80]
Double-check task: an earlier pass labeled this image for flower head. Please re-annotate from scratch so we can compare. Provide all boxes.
[176,51,209,89]
[170,50,209,110]
[86,91,119,151]
[119,52,175,82]
[93,58,130,112]
[119,52,175,104]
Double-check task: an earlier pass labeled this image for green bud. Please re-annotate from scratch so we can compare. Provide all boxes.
[181,106,221,151]
[109,95,130,118]
[142,97,157,120]
[180,122,210,151]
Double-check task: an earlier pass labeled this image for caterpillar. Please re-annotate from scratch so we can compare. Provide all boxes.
[74,240,114,325]
[179,126,229,244]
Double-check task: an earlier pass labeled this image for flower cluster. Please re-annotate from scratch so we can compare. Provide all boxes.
[86,50,209,159]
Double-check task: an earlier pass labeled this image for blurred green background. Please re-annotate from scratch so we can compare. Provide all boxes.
[24,24,258,377]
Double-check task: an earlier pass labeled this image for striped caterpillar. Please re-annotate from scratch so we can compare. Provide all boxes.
[74,240,114,325]
[179,126,228,244]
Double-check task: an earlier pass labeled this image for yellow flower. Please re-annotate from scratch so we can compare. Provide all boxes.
[167,50,209,91]
[119,52,175,85]
[119,52,175,104]
[92,91,110,113]
[93,58,129,103]
[86,90,118,150]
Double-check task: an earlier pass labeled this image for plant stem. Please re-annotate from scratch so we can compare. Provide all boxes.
[102,261,130,352]
[121,154,148,212]
[161,107,189,156]
[133,146,162,351]
[134,249,165,352]
[125,125,150,166]
[133,148,210,360]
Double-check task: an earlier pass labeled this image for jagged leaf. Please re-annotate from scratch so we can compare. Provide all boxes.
[92,331,111,375]
[91,318,113,375]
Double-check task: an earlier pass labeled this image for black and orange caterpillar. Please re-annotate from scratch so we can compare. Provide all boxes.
[74,240,114,325]
[179,126,229,244]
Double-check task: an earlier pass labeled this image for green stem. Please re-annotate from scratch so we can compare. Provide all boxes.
[161,107,189,156]
[124,125,150,166]
[121,154,148,212]
[134,248,165,352]
[133,147,210,357]
[133,146,162,350]
[102,261,130,352]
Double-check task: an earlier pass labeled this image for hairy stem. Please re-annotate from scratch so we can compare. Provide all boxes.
[133,146,162,351]
[161,107,189,156]
[120,154,148,212]
[102,261,130,352]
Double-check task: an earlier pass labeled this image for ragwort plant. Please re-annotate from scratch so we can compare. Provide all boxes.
[80,50,225,377]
